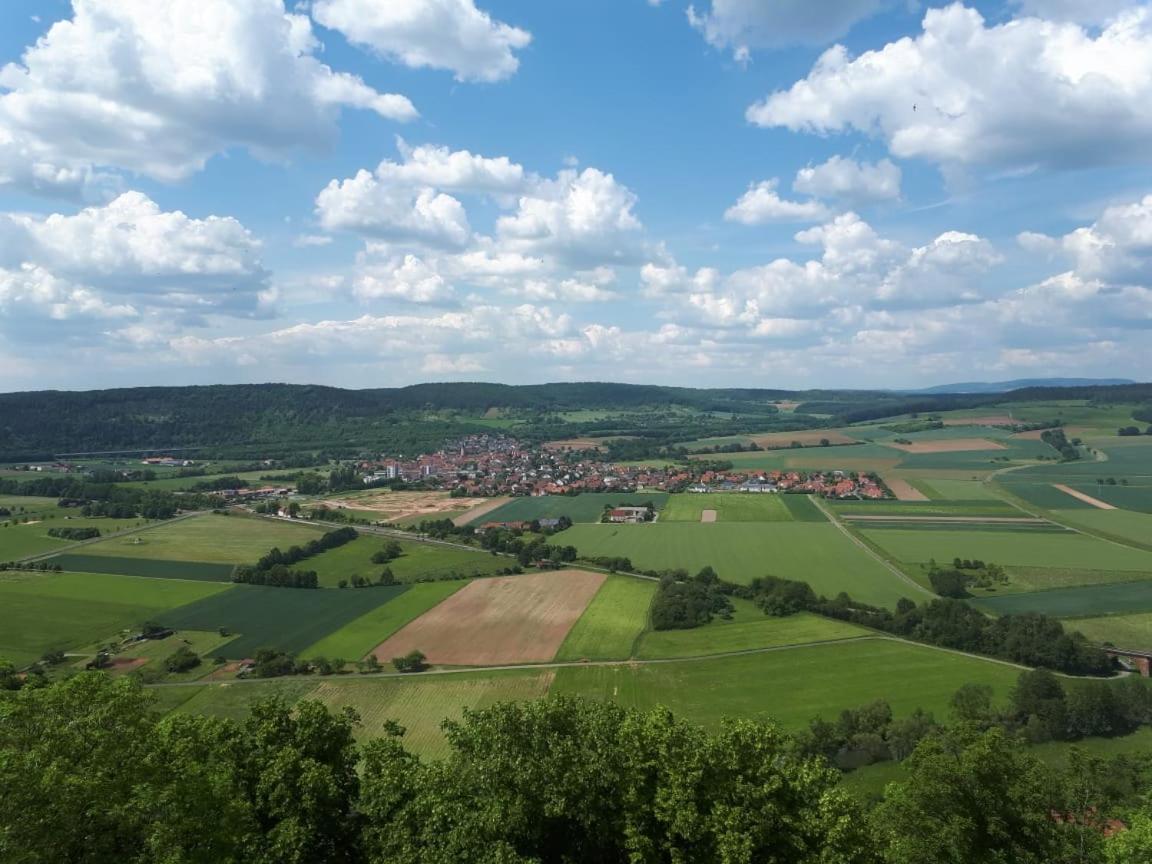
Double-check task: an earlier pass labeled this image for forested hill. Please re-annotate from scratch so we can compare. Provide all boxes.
[1,380,1149,460]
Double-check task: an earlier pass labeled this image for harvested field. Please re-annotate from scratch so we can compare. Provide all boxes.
[943,415,1017,426]
[327,490,491,523]
[451,496,511,527]
[750,430,858,448]
[884,476,929,501]
[700,509,717,523]
[369,570,606,665]
[1053,484,1115,510]
[886,438,1007,454]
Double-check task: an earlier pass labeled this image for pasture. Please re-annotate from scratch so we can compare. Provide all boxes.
[300,582,466,659]
[561,522,921,606]
[555,575,656,661]
[661,493,793,523]
[973,581,1152,618]
[779,495,827,522]
[78,514,323,564]
[0,571,228,668]
[551,638,1021,731]
[467,493,670,525]
[161,584,410,659]
[1067,613,1152,651]
[305,535,507,587]
[369,570,605,666]
[0,515,153,560]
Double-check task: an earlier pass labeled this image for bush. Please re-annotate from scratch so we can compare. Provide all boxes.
[164,646,201,674]
[392,650,427,673]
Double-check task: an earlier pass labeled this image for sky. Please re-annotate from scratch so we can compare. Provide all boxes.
[1,0,1151,392]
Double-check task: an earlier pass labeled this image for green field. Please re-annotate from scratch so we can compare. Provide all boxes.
[555,575,657,661]
[563,522,924,606]
[78,514,324,564]
[552,638,1021,731]
[635,604,870,660]
[859,527,1152,571]
[973,581,1152,617]
[114,629,237,681]
[306,536,507,587]
[1052,509,1152,547]
[48,554,235,582]
[161,584,411,659]
[468,493,670,525]
[165,678,321,723]
[0,572,228,668]
[779,494,828,521]
[1065,484,1152,513]
[997,480,1098,511]
[300,581,465,659]
[830,499,1023,517]
[1064,612,1152,651]
[660,493,793,522]
[117,469,282,492]
[693,445,903,473]
[907,479,1006,500]
[0,516,153,560]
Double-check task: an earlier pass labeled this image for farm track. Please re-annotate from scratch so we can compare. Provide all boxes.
[16,510,209,564]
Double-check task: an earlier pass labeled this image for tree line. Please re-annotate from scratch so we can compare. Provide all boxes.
[232,526,358,589]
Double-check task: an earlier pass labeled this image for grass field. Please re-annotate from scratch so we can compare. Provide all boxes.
[973,581,1152,617]
[555,575,656,661]
[661,493,793,523]
[694,446,903,473]
[779,495,828,522]
[1051,509,1152,547]
[0,572,228,668]
[859,527,1152,571]
[563,522,922,606]
[551,638,1021,731]
[166,678,321,723]
[114,629,236,681]
[467,493,670,525]
[49,554,236,582]
[829,499,1023,517]
[0,516,153,560]
[79,514,323,564]
[305,536,507,587]
[635,604,870,660]
[300,582,466,659]
[1064,612,1152,651]
[909,479,1006,500]
[161,584,411,659]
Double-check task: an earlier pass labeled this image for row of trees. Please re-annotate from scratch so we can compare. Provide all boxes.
[46,526,101,541]
[253,526,358,571]
[6,673,1152,863]
[0,475,216,520]
[1042,427,1082,461]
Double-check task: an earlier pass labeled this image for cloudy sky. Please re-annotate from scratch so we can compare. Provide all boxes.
[1,0,1150,392]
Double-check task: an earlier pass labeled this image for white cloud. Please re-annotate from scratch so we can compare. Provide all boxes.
[352,254,455,304]
[1030,194,1152,286]
[724,179,831,224]
[749,5,1152,173]
[316,171,472,248]
[293,234,333,248]
[688,0,887,57]
[379,140,527,194]
[0,0,416,191]
[793,156,901,203]
[1012,0,1137,25]
[312,0,531,83]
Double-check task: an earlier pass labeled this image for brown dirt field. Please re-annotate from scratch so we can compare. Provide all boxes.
[886,438,1008,453]
[328,490,489,523]
[452,496,512,527]
[369,570,606,666]
[774,401,802,412]
[1053,484,1116,510]
[943,415,1017,426]
[751,430,859,448]
[108,657,148,673]
[1011,429,1050,440]
[700,509,717,523]
[883,477,929,501]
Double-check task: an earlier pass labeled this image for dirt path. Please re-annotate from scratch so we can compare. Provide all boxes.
[1053,484,1116,510]
[700,509,717,523]
[451,497,511,527]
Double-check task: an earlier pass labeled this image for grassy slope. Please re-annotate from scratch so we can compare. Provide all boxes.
[0,516,154,560]
[306,536,505,587]
[79,514,323,564]
[555,575,656,661]
[1065,613,1152,651]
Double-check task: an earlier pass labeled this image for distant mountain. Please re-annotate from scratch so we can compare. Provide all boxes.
[909,378,1138,395]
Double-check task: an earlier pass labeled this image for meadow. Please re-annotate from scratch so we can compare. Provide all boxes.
[562,522,924,606]
[469,492,670,525]
[0,515,154,560]
[1051,509,1152,547]
[1065,613,1152,651]
[974,581,1152,617]
[305,535,507,587]
[554,575,656,661]
[49,554,236,582]
[660,493,793,522]
[0,571,228,667]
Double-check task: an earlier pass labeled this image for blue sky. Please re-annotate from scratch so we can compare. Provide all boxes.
[1,0,1150,391]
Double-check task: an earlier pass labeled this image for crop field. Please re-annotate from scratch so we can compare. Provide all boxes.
[78,514,323,564]
[305,536,507,587]
[562,522,922,606]
[829,499,1023,518]
[555,575,656,661]
[118,469,278,492]
[165,678,321,724]
[467,492,670,525]
[1052,509,1152,547]
[300,582,466,659]
[49,554,236,582]
[661,493,793,522]
[1061,484,1152,513]
[635,603,871,660]
[551,638,1021,731]
[858,527,1152,571]
[694,446,903,473]
[996,480,1098,511]
[0,571,228,668]
[974,581,1152,617]
[909,479,1007,500]
[1007,440,1152,481]
[370,570,605,666]
[748,430,860,448]
[161,584,410,659]
[1066,613,1152,651]
[309,670,556,756]
[779,495,827,521]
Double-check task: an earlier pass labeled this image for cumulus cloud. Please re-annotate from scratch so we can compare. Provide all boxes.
[687,0,887,57]
[351,254,455,304]
[748,5,1152,173]
[312,0,531,83]
[724,179,831,224]
[793,156,901,203]
[0,0,416,192]
[1012,0,1137,25]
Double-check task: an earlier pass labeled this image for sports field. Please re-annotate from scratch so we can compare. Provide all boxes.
[300,581,466,659]
[0,571,228,667]
[635,605,870,660]
[466,493,670,525]
[551,638,1021,731]
[859,527,1152,571]
[370,570,605,665]
[305,536,507,587]
[1066,613,1152,651]
[974,581,1152,618]
[661,493,792,522]
[161,584,410,659]
[562,522,921,606]
[555,575,656,661]
[78,514,323,564]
